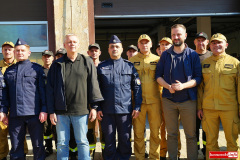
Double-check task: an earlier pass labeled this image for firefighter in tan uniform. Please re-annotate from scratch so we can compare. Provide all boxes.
[129,34,161,160]
[87,43,105,159]
[198,33,240,160]
[0,41,27,160]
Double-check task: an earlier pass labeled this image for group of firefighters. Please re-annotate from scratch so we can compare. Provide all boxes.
[0,23,239,160]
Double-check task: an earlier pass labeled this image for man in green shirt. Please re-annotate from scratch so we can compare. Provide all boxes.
[47,34,103,160]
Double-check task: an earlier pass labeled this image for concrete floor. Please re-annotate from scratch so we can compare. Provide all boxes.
[6,128,229,160]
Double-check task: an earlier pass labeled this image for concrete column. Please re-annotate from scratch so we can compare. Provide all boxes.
[197,17,211,38]
[157,25,166,42]
[54,0,93,55]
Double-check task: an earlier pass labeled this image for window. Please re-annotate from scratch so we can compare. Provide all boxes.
[0,21,48,64]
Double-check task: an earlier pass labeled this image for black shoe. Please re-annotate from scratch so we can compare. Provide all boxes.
[101,149,104,159]
[70,155,77,160]
[145,152,149,158]
[201,148,206,157]
[178,157,181,160]
[45,148,53,157]
[160,157,167,160]
[1,157,7,160]
[69,151,77,160]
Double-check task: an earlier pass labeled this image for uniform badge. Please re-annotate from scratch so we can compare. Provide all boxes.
[224,64,233,69]
[136,78,141,85]
[203,64,210,68]
[134,62,140,65]
[150,62,157,65]
[1,79,6,88]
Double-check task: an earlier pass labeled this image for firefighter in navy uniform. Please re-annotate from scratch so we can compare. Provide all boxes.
[0,38,47,160]
[41,50,54,157]
[0,41,29,160]
[97,35,142,160]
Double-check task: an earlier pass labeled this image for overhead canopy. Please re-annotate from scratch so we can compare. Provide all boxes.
[95,0,240,19]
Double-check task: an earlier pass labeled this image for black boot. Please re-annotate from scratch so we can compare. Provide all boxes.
[69,151,77,160]
[45,139,53,157]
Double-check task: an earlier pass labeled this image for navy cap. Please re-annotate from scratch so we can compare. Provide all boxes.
[109,35,121,44]
[15,38,28,47]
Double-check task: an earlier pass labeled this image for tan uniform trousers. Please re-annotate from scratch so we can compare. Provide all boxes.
[133,102,161,160]
[88,119,104,150]
[160,111,181,157]
[0,122,28,159]
[202,109,239,160]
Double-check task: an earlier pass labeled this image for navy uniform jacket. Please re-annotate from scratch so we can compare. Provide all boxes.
[97,58,142,114]
[0,72,6,112]
[2,59,47,117]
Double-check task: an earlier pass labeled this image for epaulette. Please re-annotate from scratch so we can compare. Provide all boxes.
[32,62,43,67]
[123,59,131,63]
[98,60,108,65]
[6,64,16,70]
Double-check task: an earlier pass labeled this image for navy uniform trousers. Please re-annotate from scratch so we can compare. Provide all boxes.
[9,115,45,160]
[101,114,132,160]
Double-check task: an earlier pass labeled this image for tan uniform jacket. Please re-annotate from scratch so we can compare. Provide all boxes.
[198,53,240,111]
[0,59,16,129]
[0,59,17,74]
[129,52,160,104]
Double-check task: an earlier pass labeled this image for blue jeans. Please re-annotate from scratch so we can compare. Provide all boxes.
[56,115,90,160]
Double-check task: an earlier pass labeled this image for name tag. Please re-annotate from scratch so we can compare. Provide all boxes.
[150,62,157,65]
[224,64,233,69]
[101,67,111,70]
[203,64,210,68]
[134,62,140,65]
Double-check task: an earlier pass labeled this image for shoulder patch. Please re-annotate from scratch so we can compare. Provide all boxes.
[203,64,210,68]
[224,64,233,69]
[136,78,141,85]
[123,59,130,63]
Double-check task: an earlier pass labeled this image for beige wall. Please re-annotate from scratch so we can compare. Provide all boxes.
[54,0,90,55]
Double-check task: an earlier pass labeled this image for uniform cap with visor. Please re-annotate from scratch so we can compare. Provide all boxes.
[159,37,173,45]
[2,41,14,48]
[88,43,100,50]
[195,32,208,40]
[42,50,54,56]
[56,48,67,56]
[210,33,227,42]
[138,34,151,43]
[127,45,138,52]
